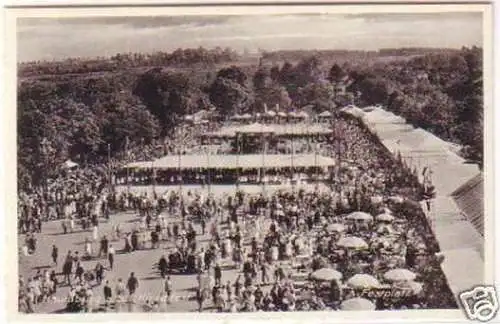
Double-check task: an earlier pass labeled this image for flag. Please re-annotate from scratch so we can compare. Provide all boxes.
[422,166,428,177]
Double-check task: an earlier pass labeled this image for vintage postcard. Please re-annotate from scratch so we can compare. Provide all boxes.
[1,2,496,324]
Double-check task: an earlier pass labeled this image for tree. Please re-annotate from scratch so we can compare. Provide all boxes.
[328,63,346,82]
[216,66,248,86]
[297,79,335,112]
[209,77,254,115]
[254,82,292,112]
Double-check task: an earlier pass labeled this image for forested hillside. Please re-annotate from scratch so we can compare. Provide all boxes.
[17,46,483,187]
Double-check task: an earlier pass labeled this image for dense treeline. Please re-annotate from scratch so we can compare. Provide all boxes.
[18,47,240,78]
[17,46,483,188]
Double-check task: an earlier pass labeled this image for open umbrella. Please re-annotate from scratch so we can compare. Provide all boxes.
[327,223,346,232]
[376,213,395,222]
[347,274,381,289]
[298,111,309,118]
[345,211,373,222]
[341,297,376,311]
[384,268,417,282]
[337,236,368,249]
[318,110,332,118]
[310,268,343,281]
[393,281,423,295]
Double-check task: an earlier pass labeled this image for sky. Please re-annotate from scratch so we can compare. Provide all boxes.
[17,12,483,62]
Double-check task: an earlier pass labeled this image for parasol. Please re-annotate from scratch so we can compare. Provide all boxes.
[345,211,373,222]
[341,297,376,311]
[327,223,346,232]
[371,195,383,204]
[337,236,369,249]
[62,159,79,169]
[376,213,395,222]
[384,268,417,282]
[347,274,381,289]
[393,281,423,295]
[310,268,343,281]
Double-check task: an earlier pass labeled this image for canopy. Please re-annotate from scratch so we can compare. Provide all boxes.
[230,114,242,120]
[184,115,194,121]
[347,274,381,289]
[341,297,376,311]
[345,211,373,221]
[337,236,368,249]
[298,111,309,118]
[266,110,277,117]
[124,153,336,170]
[341,106,365,118]
[384,268,417,282]
[310,268,343,281]
[62,160,79,169]
[237,123,275,134]
[278,111,287,117]
[240,113,253,119]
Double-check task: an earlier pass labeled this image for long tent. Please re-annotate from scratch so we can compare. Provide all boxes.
[123,153,335,170]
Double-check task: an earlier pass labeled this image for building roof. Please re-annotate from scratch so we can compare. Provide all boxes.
[450,173,484,236]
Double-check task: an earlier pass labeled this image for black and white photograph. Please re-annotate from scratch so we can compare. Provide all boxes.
[7,4,496,320]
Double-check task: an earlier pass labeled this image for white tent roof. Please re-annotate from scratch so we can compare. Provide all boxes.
[341,106,365,118]
[124,153,335,170]
[318,110,332,117]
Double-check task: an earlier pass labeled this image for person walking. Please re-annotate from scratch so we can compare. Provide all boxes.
[51,244,58,266]
[103,281,112,309]
[127,272,139,296]
[108,245,115,270]
[214,263,222,287]
[164,276,172,304]
[158,255,168,279]
[95,262,105,286]
[62,253,73,286]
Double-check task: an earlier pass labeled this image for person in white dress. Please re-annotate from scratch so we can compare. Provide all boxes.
[85,238,92,258]
[92,225,99,242]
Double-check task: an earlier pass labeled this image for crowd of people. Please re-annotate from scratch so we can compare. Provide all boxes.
[18,113,454,313]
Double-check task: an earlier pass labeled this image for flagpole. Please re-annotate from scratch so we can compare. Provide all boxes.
[151,160,156,196]
[291,120,294,188]
[236,133,240,190]
[125,137,131,194]
[207,145,211,196]
[261,127,266,193]
[107,143,112,193]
